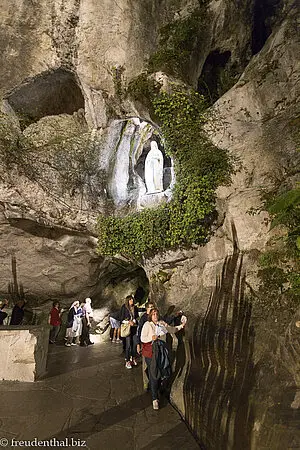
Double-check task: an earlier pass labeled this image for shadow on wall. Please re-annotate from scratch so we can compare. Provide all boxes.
[183,224,255,449]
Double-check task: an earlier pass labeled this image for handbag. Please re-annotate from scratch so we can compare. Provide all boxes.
[120,322,131,338]
[142,342,153,358]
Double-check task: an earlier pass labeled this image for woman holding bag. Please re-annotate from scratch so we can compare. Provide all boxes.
[120,295,139,369]
[141,308,185,410]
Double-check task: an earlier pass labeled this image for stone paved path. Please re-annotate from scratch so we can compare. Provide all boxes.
[0,341,199,449]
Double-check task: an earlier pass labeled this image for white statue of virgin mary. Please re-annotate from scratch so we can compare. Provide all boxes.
[144,141,164,194]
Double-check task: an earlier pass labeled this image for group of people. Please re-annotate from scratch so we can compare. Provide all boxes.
[2,293,186,411]
[110,295,186,410]
[48,298,94,347]
[0,299,26,326]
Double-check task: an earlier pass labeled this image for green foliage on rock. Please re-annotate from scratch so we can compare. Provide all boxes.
[268,188,300,239]
[97,3,233,261]
[98,205,169,259]
[126,72,162,110]
[0,112,31,172]
[0,112,103,205]
[97,88,233,260]
[148,6,208,80]
[152,89,232,187]
[111,65,125,98]
[256,186,300,313]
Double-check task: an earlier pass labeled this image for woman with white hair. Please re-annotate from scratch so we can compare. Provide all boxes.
[80,298,94,346]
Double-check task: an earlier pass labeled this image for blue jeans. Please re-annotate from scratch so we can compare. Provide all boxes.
[125,332,137,362]
[145,356,159,401]
[49,325,60,342]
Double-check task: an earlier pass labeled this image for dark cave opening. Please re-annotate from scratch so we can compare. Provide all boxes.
[251,0,283,55]
[197,50,232,104]
[5,68,85,129]
[134,285,147,303]
[91,257,150,311]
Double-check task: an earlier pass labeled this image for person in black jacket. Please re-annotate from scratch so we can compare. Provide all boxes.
[80,299,94,347]
[65,301,81,346]
[0,299,9,325]
[10,300,25,325]
[120,295,139,369]
[109,309,121,343]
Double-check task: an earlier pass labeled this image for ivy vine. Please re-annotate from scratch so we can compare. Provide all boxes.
[97,88,233,260]
[97,4,232,260]
[148,5,209,81]
[255,186,300,316]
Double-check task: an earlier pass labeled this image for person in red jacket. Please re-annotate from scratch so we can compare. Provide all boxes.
[48,301,63,344]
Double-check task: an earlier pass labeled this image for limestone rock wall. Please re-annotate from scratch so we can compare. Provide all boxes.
[0,115,164,305]
[144,0,300,316]
[0,0,270,127]
[0,0,177,128]
[0,200,147,306]
[141,2,300,448]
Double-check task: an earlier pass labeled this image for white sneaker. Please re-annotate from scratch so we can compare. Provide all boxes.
[152,399,159,410]
[71,343,77,346]
[65,343,71,347]
[125,361,132,369]
[112,338,116,343]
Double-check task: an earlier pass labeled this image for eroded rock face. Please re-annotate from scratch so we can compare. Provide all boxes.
[144,0,299,311]
[0,0,280,127]
[0,201,148,307]
[142,2,300,448]
[0,113,167,309]
[0,0,179,128]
